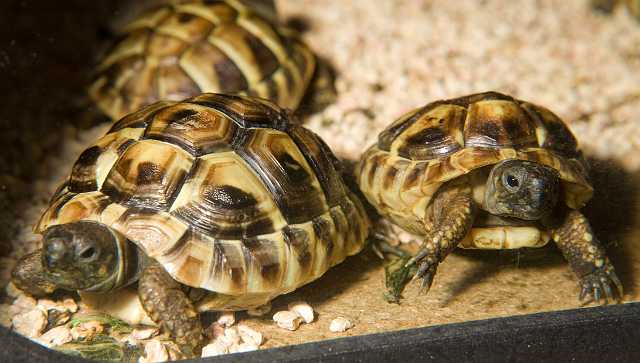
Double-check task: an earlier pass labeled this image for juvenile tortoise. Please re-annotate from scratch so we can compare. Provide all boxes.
[356,91,622,304]
[12,93,370,355]
[591,0,640,21]
[88,0,316,123]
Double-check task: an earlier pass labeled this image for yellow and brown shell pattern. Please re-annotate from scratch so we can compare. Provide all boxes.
[36,94,369,308]
[88,0,316,122]
[356,91,593,235]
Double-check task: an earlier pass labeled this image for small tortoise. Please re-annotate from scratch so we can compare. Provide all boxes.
[88,0,316,122]
[356,91,622,304]
[591,0,640,21]
[12,93,370,355]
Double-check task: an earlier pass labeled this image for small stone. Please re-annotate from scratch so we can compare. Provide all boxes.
[5,282,22,298]
[229,342,259,353]
[273,311,303,331]
[12,309,47,338]
[10,294,36,315]
[246,302,271,317]
[217,312,235,328]
[201,340,228,357]
[204,322,225,340]
[163,341,184,361]
[36,299,58,311]
[219,326,241,347]
[62,298,78,313]
[139,340,168,363]
[237,324,263,346]
[38,326,73,347]
[70,320,104,341]
[287,301,315,324]
[329,317,353,332]
[131,327,160,341]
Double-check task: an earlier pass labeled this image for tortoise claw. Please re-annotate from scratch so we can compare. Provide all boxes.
[579,265,624,305]
[413,261,437,294]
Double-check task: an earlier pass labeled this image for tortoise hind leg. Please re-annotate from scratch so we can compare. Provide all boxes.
[550,210,623,304]
[138,263,204,357]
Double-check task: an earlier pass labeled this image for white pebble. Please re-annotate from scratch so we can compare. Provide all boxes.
[273,311,303,331]
[9,295,36,315]
[219,326,241,347]
[237,324,263,346]
[329,317,353,332]
[139,340,169,363]
[12,309,47,338]
[231,342,259,353]
[205,322,225,341]
[246,302,271,317]
[287,301,315,324]
[201,340,228,357]
[38,326,72,347]
[130,327,160,341]
[217,311,235,327]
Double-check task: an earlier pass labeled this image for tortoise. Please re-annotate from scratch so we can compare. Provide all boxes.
[87,0,316,123]
[591,0,640,21]
[356,91,623,304]
[12,93,370,355]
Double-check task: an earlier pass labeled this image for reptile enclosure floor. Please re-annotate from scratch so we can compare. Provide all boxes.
[1,0,639,357]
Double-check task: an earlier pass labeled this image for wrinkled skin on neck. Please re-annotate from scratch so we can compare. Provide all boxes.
[484,159,561,221]
[41,221,121,291]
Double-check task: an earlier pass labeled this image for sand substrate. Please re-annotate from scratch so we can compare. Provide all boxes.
[1,0,640,357]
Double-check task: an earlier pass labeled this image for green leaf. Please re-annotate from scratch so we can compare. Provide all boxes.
[70,313,132,333]
[383,256,416,304]
[56,334,141,363]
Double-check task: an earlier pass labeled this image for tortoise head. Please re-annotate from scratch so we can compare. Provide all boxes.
[484,160,561,220]
[41,221,129,292]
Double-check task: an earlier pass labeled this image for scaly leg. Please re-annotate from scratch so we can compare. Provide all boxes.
[406,180,476,293]
[551,210,623,304]
[12,250,56,297]
[138,263,204,357]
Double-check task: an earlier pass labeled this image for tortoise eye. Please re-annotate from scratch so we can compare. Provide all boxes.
[78,246,98,261]
[503,173,520,191]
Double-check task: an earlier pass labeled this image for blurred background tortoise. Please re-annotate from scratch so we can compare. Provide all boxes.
[86,0,318,124]
[356,91,623,304]
[12,93,370,356]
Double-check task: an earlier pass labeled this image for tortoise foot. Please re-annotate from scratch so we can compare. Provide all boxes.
[578,264,623,305]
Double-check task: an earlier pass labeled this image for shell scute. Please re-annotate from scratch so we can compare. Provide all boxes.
[391,104,466,160]
[170,151,286,239]
[100,140,194,211]
[144,102,238,156]
[463,100,537,148]
[235,128,328,224]
[69,128,144,193]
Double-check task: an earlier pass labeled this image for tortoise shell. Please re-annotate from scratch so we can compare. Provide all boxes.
[357,92,593,231]
[36,94,369,302]
[88,0,315,122]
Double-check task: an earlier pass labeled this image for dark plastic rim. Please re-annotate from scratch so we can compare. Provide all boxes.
[1,302,638,362]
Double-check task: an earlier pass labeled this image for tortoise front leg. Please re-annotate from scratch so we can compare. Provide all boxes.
[138,263,204,357]
[12,250,56,297]
[551,210,623,304]
[407,180,476,293]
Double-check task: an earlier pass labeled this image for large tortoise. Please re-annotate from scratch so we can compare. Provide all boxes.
[88,0,316,122]
[12,93,370,355]
[356,91,622,304]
